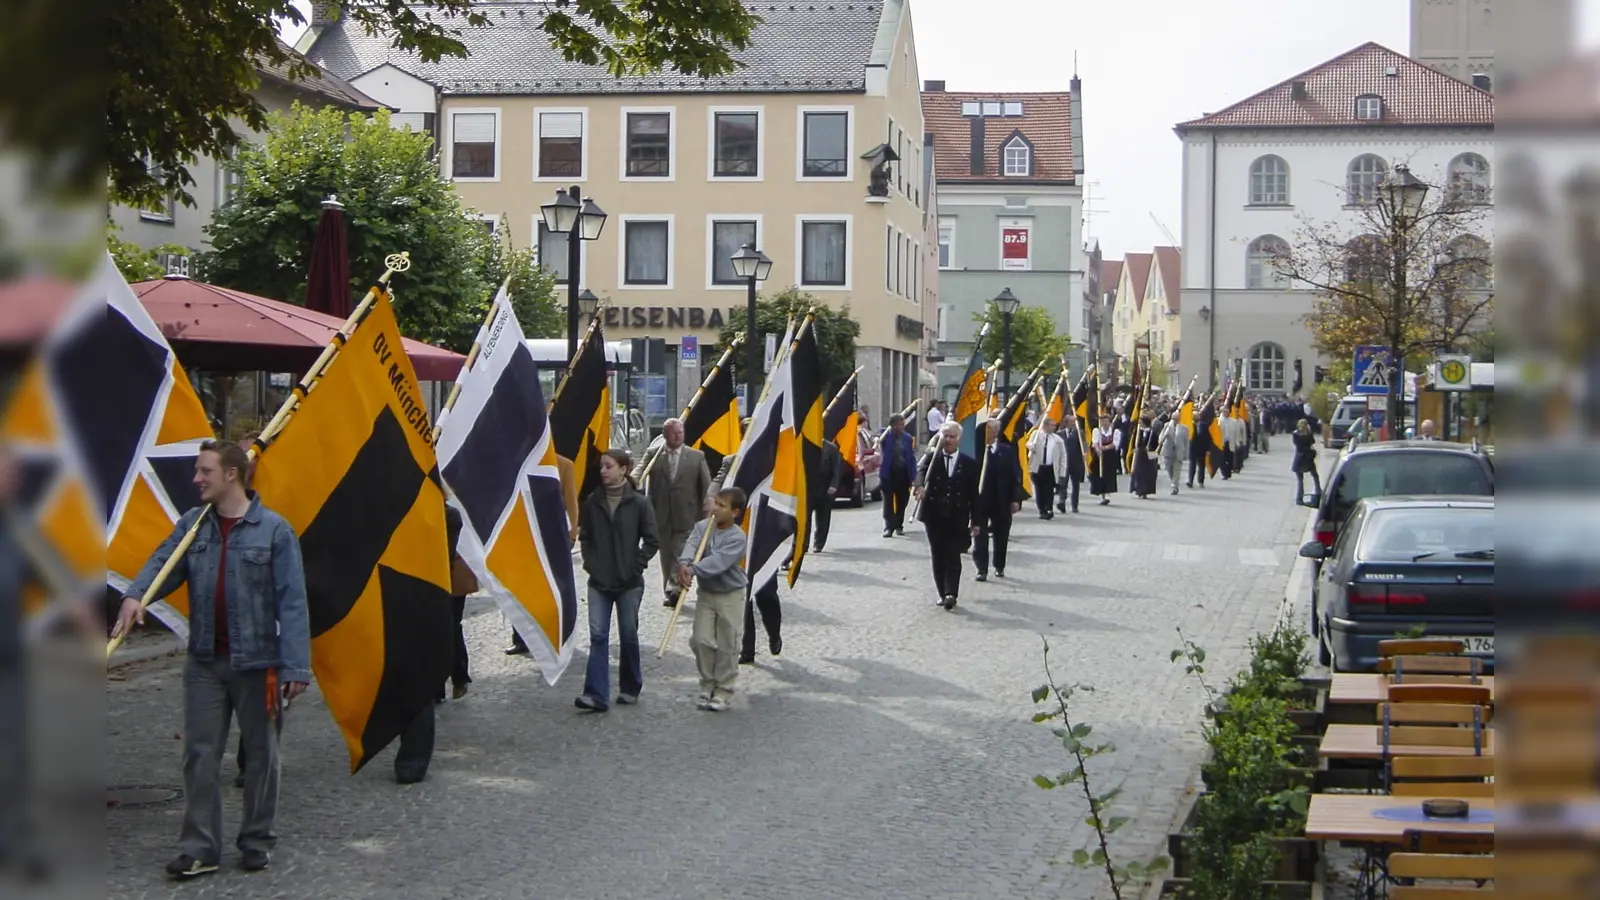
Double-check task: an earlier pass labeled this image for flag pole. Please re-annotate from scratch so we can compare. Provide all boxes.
[431,275,513,445]
[550,311,603,409]
[108,252,413,659]
[821,366,864,422]
[637,336,743,485]
[656,521,714,658]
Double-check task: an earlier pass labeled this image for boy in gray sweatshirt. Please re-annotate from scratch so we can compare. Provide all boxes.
[677,487,750,711]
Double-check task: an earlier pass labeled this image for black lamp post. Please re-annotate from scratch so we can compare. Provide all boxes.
[1379,164,1429,436]
[729,243,773,407]
[993,287,1021,399]
[540,185,608,362]
[1197,304,1213,390]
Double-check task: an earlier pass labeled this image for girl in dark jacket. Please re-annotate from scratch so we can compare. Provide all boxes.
[576,450,660,712]
[1290,419,1322,505]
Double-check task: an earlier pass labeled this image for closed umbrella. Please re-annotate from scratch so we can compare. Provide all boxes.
[304,195,351,319]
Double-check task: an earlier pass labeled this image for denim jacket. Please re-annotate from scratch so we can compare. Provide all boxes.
[126,494,313,684]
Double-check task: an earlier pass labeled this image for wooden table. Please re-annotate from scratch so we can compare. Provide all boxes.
[1328,674,1496,706]
[1305,794,1495,844]
[1319,724,1495,761]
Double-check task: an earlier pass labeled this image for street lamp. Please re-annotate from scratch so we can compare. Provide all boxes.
[578,289,600,319]
[541,186,608,362]
[1379,164,1429,436]
[992,287,1021,398]
[729,243,773,405]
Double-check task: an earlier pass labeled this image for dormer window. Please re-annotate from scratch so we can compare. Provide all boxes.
[1354,94,1383,121]
[1002,135,1030,176]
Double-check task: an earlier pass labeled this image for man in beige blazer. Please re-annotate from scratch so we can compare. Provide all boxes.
[645,418,711,609]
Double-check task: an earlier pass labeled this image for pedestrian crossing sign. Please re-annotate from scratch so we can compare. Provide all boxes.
[1351,345,1392,395]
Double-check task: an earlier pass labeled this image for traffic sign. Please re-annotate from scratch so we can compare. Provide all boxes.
[1351,345,1393,395]
[1434,353,1471,391]
[679,335,699,368]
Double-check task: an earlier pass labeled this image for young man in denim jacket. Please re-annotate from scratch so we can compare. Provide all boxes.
[112,440,310,881]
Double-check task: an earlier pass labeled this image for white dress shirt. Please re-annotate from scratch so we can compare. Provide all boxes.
[928,407,946,434]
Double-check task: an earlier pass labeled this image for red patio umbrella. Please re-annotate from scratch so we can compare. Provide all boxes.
[304,195,351,319]
[132,277,464,381]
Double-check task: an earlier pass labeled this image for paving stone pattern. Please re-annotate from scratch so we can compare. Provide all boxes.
[106,454,1315,900]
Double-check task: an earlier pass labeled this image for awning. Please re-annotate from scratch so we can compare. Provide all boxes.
[132,276,464,381]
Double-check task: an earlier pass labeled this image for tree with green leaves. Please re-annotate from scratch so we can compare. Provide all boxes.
[195,104,559,351]
[107,221,193,283]
[715,287,862,397]
[972,305,1073,382]
[107,0,759,207]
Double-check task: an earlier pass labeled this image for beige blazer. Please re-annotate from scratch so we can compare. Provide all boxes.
[646,444,711,535]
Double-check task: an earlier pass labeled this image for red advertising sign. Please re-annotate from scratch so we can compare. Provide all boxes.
[1001,227,1030,270]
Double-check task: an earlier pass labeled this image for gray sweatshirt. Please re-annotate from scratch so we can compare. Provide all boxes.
[677,518,749,594]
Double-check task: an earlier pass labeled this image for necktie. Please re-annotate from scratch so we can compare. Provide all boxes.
[946,453,957,477]
[668,448,679,480]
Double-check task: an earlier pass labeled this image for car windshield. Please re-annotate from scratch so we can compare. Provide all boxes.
[1356,507,1494,561]
[1330,452,1493,519]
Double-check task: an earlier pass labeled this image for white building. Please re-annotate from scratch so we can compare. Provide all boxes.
[1172,42,1494,395]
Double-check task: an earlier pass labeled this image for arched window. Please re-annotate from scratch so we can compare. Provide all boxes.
[1448,153,1491,205]
[1346,154,1388,205]
[1247,343,1287,392]
[1446,235,1492,289]
[1249,155,1290,205]
[1246,235,1290,289]
[1003,137,1030,176]
[1344,234,1386,284]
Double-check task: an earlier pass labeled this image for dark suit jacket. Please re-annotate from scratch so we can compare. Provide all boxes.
[915,449,978,533]
[974,440,1026,518]
[812,440,845,509]
[1058,429,1087,482]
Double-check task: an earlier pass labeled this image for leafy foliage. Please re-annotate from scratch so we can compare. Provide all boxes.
[108,0,759,206]
[194,105,559,351]
[974,305,1072,378]
[1031,637,1170,899]
[106,220,195,284]
[715,287,862,396]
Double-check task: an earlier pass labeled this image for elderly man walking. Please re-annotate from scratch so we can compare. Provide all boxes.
[1158,413,1189,496]
[646,418,711,610]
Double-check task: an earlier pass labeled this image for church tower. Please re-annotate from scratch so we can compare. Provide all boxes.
[1410,0,1576,91]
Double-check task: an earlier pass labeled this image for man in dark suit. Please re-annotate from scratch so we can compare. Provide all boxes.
[1056,416,1087,513]
[971,419,1025,581]
[809,439,845,552]
[878,414,918,538]
[914,422,979,610]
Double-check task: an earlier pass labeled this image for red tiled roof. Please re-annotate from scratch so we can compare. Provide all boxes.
[1123,253,1153,312]
[922,90,1074,182]
[1153,246,1181,313]
[1175,42,1493,130]
[1099,259,1122,298]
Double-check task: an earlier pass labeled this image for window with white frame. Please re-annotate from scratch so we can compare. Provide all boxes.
[1448,153,1491,205]
[1003,137,1030,176]
[625,112,671,177]
[1344,233,1386,284]
[710,219,757,285]
[1346,154,1388,205]
[1248,155,1289,205]
[712,112,759,177]
[537,222,571,281]
[801,219,848,286]
[538,111,584,178]
[1354,94,1384,121]
[802,111,848,177]
[885,226,894,292]
[474,216,498,237]
[1247,342,1286,391]
[1246,235,1290,289]
[937,219,954,268]
[623,219,671,284]
[216,147,243,209]
[139,157,175,222]
[450,111,497,179]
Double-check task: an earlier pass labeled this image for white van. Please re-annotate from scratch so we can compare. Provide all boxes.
[1328,394,1413,448]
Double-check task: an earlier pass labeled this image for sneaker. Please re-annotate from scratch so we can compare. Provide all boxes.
[573,695,606,712]
[705,697,730,712]
[241,850,270,872]
[165,855,218,880]
[616,693,639,705]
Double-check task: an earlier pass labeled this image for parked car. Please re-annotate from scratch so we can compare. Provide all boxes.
[838,426,881,507]
[1327,394,1413,449]
[1311,440,1495,552]
[1300,496,1493,672]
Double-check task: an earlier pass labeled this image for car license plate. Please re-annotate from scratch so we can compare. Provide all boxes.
[1438,635,1494,655]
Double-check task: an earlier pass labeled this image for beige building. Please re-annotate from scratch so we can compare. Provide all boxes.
[1107,246,1181,389]
[306,0,936,417]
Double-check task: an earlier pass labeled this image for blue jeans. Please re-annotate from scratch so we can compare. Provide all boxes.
[581,586,644,709]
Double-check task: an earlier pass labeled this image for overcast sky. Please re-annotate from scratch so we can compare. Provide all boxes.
[285,0,1600,259]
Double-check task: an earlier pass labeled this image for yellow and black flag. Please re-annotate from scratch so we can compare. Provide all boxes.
[822,374,861,473]
[681,348,742,477]
[785,320,824,583]
[550,322,611,501]
[252,292,453,773]
[1074,368,1102,467]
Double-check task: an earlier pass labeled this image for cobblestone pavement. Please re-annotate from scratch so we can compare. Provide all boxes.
[104,449,1317,900]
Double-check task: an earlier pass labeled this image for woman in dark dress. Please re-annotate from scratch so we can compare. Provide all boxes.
[1291,419,1322,505]
[1088,412,1121,506]
[1128,416,1160,498]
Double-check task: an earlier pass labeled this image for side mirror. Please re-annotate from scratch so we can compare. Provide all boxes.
[1298,541,1327,560]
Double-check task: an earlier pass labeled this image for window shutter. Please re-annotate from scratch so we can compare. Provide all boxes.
[541,112,582,138]
[454,113,496,143]
[390,112,428,132]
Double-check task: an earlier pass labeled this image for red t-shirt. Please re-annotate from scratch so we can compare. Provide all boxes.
[214,516,242,656]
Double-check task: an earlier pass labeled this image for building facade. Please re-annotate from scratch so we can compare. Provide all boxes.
[1108,246,1181,389]
[1173,42,1494,395]
[307,0,933,419]
[110,45,384,258]
[921,81,1088,400]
